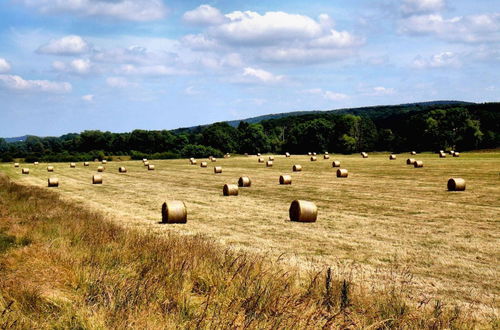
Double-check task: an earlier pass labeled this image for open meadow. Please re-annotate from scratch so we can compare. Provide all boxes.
[1,151,499,319]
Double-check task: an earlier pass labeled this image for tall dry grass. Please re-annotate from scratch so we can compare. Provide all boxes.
[0,174,494,329]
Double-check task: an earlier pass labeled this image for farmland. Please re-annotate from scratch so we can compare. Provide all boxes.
[1,151,499,318]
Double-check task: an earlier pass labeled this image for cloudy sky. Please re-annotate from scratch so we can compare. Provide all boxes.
[0,0,498,136]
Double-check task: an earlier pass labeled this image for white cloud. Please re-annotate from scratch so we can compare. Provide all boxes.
[304,88,348,101]
[0,58,11,73]
[119,64,182,76]
[369,86,395,96]
[38,35,90,55]
[242,67,284,83]
[184,86,201,95]
[106,76,136,88]
[413,51,461,68]
[401,0,445,15]
[258,47,354,63]
[181,34,219,51]
[183,5,225,26]
[399,13,500,43]
[82,94,94,102]
[17,0,167,22]
[0,74,72,93]
[52,58,93,74]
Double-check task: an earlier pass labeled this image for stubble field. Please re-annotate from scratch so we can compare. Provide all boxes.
[2,151,499,317]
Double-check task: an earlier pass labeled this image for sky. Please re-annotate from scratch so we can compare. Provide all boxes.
[0,0,498,137]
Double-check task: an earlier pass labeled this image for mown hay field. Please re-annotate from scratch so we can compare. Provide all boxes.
[1,151,499,316]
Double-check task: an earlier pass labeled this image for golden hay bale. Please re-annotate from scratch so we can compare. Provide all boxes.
[453,152,460,157]
[70,162,76,168]
[214,166,222,174]
[97,166,104,172]
[208,156,213,160]
[389,154,396,160]
[223,184,239,196]
[289,200,317,222]
[293,164,302,172]
[310,156,317,162]
[268,156,274,161]
[279,175,292,185]
[258,157,264,163]
[285,152,291,157]
[448,178,466,191]
[92,174,103,184]
[143,161,150,166]
[84,162,90,166]
[190,159,197,165]
[410,151,417,155]
[439,150,444,153]
[257,153,261,156]
[34,161,39,165]
[119,167,127,173]
[162,201,187,223]
[449,150,455,155]
[47,177,59,187]
[14,163,20,168]
[325,151,329,155]
[439,153,446,158]
[324,154,330,159]
[313,152,317,156]
[211,157,217,162]
[406,158,416,165]
[102,160,107,164]
[200,161,208,167]
[337,169,348,178]
[143,158,148,162]
[308,152,312,156]
[332,160,340,167]
[414,160,424,168]
[148,164,155,170]
[361,152,368,158]
[47,166,54,172]
[266,160,273,167]
[238,176,251,187]
[224,153,231,158]
[22,168,29,174]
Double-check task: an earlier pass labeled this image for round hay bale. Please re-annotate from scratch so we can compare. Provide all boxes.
[279,175,292,185]
[268,156,274,161]
[453,152,460,157]
[439,150,444,154]
[439,153,446,158]
[289,200,317,222]
[257,153,261,156]
[337,169,348,178]
[143,158,148,162]
[332,160,340,167]
[324,154,330,159]
[148,164,155,170]
[14,163,20,168]
[389,154,396,160]
[83,162,90,166]
[361,152,368,158]
[214,166,222,174]
[310,156,317,162]
[47,166,54,172]
[92,174,103,184]
[449,150,455,155]
[223,184,239,196]
[410,151,417,155]
[200,161,208,167]
[143,161,150,166]
[258,157,264,163]
[414,160,424,168]
[34,161,39,165]
[406,158,416,165]
[119,166,127,173]
[22,168,29,174]
[448,178,466,191]
[97,166,104,172]
[312,152,317,156]
[190,159,197,165]
[308,152,312,156]
[285,152,291,157]
[293,164,302,172]
[325,151,329,155]
[238,176,252,187]
[102,160,107,164]
[47,177,59,187]
[266,160,273,167]
[162,201,187,223]
[70,162,76,168]
[208,156,213,160]
[211,157,217,162]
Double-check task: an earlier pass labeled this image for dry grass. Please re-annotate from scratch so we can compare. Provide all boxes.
[1,152,499,324]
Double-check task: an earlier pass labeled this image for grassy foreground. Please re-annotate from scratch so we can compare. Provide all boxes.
[0,174,491,328]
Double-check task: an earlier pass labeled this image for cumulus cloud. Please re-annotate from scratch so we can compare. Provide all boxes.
[106,76,136,88]
[304,88,348,101]
[38,35,90,55]
[399,13,500,42]
[0,74,72,93]
[241,67,284,83]
[181,34,219,51]
[413,51,461,68]
[52,58,93,74]
[183,5,225,26]
[0,58,11,73]
[369,86,395,96]
[401,0,445,15]
[119,64,182,76]
[17,0,167,22]
[82,94,94,102]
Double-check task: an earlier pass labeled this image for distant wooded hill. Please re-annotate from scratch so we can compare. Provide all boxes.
[1,101,498,162]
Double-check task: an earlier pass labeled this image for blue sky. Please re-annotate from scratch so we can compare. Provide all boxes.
[0,0,498,136]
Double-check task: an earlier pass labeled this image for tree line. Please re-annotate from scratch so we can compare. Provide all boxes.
[1,103,498,162]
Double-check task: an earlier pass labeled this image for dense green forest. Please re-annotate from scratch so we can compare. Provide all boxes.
[1,102,498,162]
